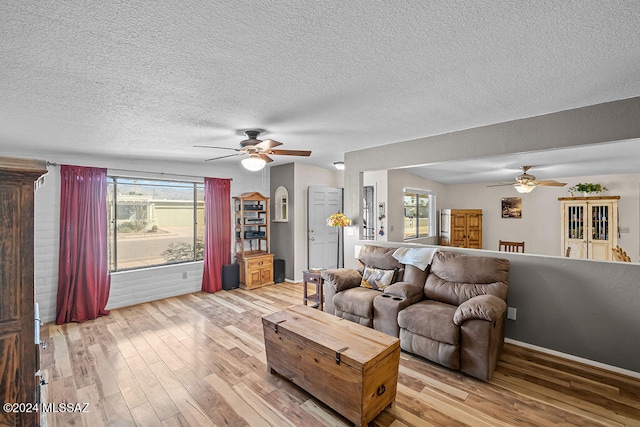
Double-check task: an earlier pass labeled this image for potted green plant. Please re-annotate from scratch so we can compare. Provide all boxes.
[568,183,608,197]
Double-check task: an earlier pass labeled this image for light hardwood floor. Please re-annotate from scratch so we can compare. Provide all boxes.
[41,282,640,426]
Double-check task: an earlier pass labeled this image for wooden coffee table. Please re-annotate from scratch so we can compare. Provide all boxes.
[262,305,400,427]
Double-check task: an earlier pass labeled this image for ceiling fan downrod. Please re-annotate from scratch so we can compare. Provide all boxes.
[244,130,261,140]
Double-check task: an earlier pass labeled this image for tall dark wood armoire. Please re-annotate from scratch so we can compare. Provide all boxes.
[0,157,47,426]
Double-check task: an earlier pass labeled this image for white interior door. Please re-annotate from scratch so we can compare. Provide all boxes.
[308,186,342,269]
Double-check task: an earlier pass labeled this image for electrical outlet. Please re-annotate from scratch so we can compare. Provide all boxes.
[507,307,517,321]
[619,226,630,233]
[182,272,187,279]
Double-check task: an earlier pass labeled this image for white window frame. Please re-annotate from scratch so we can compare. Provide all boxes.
[403,188,436,240]
[108,176,204,272]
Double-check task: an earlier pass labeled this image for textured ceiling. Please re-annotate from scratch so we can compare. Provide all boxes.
[1,1,640,173]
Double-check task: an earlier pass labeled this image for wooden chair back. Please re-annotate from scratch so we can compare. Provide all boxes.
[499,240,525,253]
[611,246,631,262]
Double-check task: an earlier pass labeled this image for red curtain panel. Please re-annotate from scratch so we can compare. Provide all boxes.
[202,177,231,292]
[56,165,111,324]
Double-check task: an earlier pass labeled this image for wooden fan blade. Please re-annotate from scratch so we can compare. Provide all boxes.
[255,139,283,150]
[268,149,312,156]
[535,180,567,187]
[487,182,517,187]
[258,153,274,163]
[204,153,245,161]
[194,145,241,152]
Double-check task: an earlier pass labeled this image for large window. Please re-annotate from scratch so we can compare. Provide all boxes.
[107,177,204,271]
[403,189,435,240]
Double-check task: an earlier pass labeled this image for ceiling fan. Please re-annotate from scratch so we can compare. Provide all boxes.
[194,129,312,171]
[488,166,567,193]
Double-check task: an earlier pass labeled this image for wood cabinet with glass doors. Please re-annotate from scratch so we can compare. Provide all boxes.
[559,196,619,261]
[439,209,483,249]
[233,192,274,289]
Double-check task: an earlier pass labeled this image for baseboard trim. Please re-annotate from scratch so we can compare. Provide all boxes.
[505,338,640,380]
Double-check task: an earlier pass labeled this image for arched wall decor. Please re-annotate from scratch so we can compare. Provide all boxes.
[274,186,289,222]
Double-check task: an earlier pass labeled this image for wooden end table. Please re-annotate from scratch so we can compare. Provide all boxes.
[302,270,324,310]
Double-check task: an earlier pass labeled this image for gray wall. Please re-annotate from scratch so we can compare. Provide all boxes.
[502,253,639,370]
[354,241,640,374]
[270,163,295,280]
[343,96,640,374]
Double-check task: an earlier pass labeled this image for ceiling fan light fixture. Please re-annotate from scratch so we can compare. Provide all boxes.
[333,161,345,170]
[241,154,266,171]
[514,183,535,194]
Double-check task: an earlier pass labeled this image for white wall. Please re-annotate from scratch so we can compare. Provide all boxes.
[377,170,640,261]
[386,169,447,245]
[434,172,639,261]
[34,155,267,323]
[34,169,61,323]
[363,170,388,242]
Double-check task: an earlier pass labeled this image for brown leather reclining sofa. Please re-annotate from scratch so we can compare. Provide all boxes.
[322,245,510,381]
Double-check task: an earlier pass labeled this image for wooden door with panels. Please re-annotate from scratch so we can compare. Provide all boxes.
[440,209,483,249]
[465,212,483,248]
[451,213,467,246]
[260,263,273,285]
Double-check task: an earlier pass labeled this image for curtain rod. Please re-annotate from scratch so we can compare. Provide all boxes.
[45,161,233,181]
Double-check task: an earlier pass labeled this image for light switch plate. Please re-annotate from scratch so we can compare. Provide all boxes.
[507,307,517,320]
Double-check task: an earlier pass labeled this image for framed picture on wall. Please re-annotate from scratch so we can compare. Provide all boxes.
[501,197,522,218]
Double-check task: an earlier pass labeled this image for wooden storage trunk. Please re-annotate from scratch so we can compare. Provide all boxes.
[262,305,400,427]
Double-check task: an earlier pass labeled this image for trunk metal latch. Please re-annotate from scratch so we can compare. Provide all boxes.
[273,319,286,333]
[335,347,349,364]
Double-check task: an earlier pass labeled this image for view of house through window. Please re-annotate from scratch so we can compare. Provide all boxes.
[403,190,435,239]
[107,177,204,271]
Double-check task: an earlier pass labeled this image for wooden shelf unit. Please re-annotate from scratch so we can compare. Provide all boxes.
[233,192,273,289]
[234,192,270,256]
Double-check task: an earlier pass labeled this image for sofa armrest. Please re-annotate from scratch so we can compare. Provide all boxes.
[321,268,362,292]
[453,295,507,326]
[383,282,423,300]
